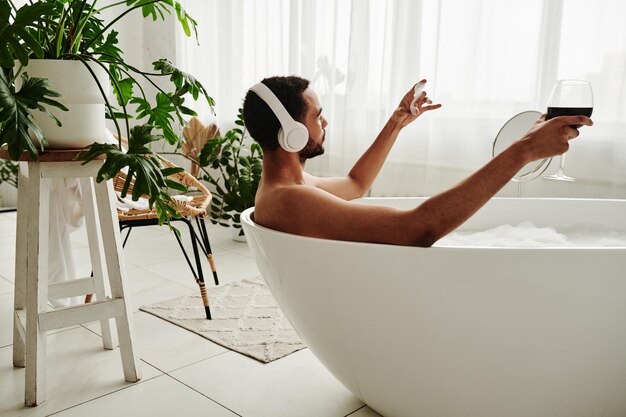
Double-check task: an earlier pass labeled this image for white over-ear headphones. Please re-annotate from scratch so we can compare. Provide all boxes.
[249,82,309,152]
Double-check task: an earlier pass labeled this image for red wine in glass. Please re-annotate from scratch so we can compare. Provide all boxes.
[546,106,593,128]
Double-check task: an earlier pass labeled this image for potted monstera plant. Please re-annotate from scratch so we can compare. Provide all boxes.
[0,0,214,223]
[196,108,262,240]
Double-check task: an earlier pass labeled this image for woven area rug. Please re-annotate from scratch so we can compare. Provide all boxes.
[139,276,306,363]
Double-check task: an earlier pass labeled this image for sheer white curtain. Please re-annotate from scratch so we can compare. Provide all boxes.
[179,0,626,198]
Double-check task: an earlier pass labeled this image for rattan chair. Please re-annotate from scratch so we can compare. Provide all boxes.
[111,138,219,320]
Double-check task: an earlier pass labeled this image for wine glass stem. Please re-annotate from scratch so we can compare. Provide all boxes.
[557,155,566,175]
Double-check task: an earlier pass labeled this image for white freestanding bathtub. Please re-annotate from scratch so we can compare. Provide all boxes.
[241,198,626,417]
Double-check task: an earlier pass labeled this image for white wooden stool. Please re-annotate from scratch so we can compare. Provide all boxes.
[3,149,142,406]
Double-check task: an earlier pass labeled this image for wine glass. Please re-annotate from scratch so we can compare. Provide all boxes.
[543,80,594,182]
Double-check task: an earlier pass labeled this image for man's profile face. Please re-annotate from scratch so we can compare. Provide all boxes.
[299,88,327,160]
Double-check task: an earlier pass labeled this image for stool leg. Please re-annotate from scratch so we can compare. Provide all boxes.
[24,164,49,406]
[80,177,116,350]
[94,179,141,382]
[13,163,28,368]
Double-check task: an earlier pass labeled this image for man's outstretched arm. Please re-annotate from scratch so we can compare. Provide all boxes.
[270,115,591,247]
[306,80,441,200]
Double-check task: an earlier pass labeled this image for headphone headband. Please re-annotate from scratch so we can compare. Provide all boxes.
[250,83,295,129]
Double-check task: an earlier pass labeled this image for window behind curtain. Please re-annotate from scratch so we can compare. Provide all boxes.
[180,0,626,198]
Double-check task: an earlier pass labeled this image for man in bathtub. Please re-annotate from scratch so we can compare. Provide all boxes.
[242,76,592,247]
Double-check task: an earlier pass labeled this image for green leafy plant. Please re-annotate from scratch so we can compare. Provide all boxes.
[196,108,263,235]
[0,0,214,224]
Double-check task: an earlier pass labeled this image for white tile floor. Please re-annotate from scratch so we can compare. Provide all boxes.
[0,210,380,417]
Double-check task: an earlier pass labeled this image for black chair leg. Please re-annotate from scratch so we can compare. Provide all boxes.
[196,217,219,285]
[118,218,213,319]
[121,224,133,248]
[172,219,212,320]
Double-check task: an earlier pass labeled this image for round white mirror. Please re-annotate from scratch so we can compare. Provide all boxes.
[492,110,551,182]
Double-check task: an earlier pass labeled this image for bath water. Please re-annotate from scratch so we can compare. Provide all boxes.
[435,221,626,247]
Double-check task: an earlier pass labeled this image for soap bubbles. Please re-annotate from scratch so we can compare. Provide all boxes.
[436,222,626,248]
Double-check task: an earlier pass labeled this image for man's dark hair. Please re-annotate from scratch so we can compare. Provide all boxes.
[243,76,310,151]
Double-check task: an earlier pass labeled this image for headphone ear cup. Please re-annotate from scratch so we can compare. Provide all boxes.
[277,128,288,151]
[278,122,309,152]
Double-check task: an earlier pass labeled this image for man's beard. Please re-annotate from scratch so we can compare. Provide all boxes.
[299,132,325,160]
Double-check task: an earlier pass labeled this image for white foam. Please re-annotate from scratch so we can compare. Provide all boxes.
[435,221,626,248]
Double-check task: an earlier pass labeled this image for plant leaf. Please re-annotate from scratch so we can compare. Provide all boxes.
[0,69,67,159]
[152,59,214,109]
[150,92,177,143]
[0,2,57,67]
[92,30,123,61]
[112,77,134,107]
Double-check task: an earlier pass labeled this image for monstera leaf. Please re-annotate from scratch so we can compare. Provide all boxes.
[0,2,57,67]
[0,69,68,160]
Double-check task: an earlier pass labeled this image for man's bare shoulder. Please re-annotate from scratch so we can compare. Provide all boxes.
[254,182,341,233]
[252,181,417,244]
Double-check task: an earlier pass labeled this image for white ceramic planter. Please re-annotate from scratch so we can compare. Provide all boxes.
[17,59,110,149]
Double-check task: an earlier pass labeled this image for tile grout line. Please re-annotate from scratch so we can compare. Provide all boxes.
[45,372,167,417]
[160,350,232,374]
[344,405,371,416]
[164,372,244,417]
[81,322,234,379]
[0,276,14,291]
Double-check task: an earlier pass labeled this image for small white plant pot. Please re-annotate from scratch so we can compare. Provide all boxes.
[231,226,247,242]
[230,219,247,242]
